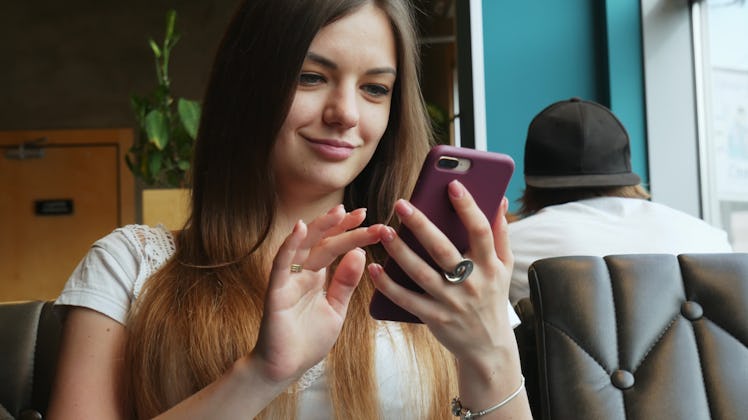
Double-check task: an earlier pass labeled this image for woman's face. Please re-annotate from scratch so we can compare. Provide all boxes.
[272,3,397,203]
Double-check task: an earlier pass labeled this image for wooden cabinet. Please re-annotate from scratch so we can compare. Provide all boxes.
[0,129,135,301]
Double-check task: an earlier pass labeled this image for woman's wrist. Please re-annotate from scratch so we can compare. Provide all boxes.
[454,324,521,383]
[454,331,526,418]
[230,354,296,402]
[456,347,521,390]
[451,375,525,419]
[152,355,296,419]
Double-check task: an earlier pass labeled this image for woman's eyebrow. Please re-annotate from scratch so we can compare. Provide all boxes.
[306,52,396,76]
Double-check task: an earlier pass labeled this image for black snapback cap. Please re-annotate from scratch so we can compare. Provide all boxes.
[524,97,641,188]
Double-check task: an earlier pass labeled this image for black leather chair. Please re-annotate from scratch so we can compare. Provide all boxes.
[515,253,748,420]
[0,300,62,420]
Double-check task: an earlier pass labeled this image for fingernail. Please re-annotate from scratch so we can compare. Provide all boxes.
[328,204,344,215]
[395,199,413,218]
[352,208,367,217]
[448,180,465,199]
[368,263,383,277]
[381,226,396,242]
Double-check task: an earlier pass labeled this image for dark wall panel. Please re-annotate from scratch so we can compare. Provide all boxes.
[0,0,240,130]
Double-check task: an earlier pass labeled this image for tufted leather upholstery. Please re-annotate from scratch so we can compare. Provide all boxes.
[515,253,748,420]
[0,301,62,420]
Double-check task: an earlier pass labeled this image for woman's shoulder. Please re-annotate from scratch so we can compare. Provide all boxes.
[112,224,176,261]
[110,224,177,287]
[55,224,177,323]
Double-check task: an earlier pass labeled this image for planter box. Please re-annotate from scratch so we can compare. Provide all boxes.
[142,188,190,230]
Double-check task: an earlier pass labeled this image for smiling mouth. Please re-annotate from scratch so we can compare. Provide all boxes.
[308,138,354,148]
[306,138,356,160]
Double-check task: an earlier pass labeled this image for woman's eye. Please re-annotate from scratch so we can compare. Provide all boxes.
[299,73,324,86]
[362,84,390,97]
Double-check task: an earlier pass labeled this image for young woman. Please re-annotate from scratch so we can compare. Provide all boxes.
[48,1,530,419]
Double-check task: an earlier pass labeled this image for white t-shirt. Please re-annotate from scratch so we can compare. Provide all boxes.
[508,197,733,305]
[56,224,519,418]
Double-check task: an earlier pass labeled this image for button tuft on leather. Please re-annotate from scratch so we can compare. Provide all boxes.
[611,370,635,389]
[681,301,703,320]
[19,409,43,420]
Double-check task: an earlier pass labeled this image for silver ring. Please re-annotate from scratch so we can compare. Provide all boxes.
[443,258,474,284]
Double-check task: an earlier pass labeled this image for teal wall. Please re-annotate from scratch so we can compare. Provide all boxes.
[482,0,647,211]
[604,1,647,190]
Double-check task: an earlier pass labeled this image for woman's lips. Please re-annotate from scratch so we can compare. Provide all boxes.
[306,138,355,160]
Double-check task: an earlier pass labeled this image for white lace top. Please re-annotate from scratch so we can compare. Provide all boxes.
[56,224,176,323]
[56,224,519,418]
[54,225,425,417]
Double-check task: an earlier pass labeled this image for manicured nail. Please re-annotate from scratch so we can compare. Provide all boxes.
[368,263,383,277]
[351,208,367,217]
[328,204,344,214]
[380,226,396,242]
[448,180,465,199]
[354,247,366,255]
[395,199,413,218]
[293,219,304,234]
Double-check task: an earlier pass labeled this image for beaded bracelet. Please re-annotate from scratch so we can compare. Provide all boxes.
[451,375,525,419]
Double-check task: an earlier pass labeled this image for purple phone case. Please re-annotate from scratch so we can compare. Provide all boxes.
[369,145,515,323]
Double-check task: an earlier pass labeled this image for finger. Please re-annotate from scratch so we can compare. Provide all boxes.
[446,180,498,265]
[304,224,383,270]
[391,199,464,275]
[325,248,367,315]
[492,196,514,267]
[376,225,454,301]
[323,208,367,237]
[368,262,442,322]
[300,204,347,251]
[270,220,307,284]
[299,206,369,264]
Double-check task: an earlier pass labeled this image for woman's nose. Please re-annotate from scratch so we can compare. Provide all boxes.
[323,85,359,128]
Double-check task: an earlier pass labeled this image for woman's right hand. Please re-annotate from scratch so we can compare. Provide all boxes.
[250,204,382,390]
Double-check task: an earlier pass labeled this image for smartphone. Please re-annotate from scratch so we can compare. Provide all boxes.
[369,145,515,323]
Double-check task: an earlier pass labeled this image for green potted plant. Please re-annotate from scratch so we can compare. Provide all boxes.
[126,9,201,189]
[127,9,200,228]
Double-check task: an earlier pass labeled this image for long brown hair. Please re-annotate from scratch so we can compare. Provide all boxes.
[515,184,651,218]
[125,1,456,418]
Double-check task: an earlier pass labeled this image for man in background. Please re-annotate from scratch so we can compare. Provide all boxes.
[508,97,733,305]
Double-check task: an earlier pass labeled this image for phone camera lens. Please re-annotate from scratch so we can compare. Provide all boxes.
[437,157,460,169]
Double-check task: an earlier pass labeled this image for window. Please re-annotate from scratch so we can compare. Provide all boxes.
[693,0,748,251]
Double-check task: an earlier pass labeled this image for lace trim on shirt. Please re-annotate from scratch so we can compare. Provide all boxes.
[289,360,326,393]
[119,224,176,299]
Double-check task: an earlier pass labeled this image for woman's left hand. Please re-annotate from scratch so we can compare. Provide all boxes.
[369,180,514,364]
[370,180,531,418]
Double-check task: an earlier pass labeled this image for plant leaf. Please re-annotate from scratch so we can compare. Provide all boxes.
[148,38,161,58]
[130,95,148,123]
[145,110,169,150]
[148,150,163,180]
[165,10,177,41]
[178,98,201,139]
[124,154,136,174]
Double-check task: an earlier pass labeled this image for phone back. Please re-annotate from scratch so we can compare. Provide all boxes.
[369,145,514,323]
